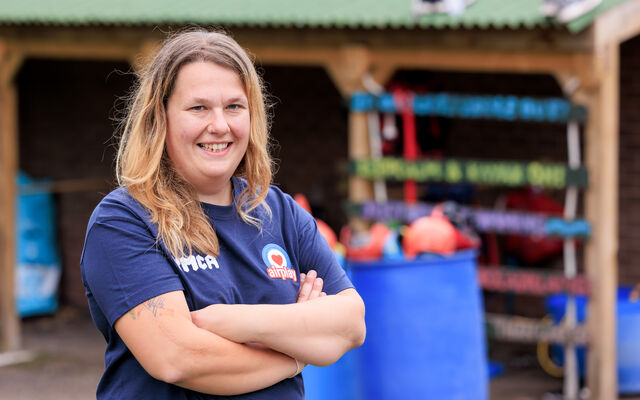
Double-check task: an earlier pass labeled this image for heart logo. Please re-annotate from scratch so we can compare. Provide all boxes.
[271,254,283,267]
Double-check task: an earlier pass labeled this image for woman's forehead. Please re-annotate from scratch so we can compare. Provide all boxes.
[171,61,247,99]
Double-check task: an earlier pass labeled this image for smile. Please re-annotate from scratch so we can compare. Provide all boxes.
[198,143,230,153]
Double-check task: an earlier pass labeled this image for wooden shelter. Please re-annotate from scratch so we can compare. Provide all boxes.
[1,0,640,398]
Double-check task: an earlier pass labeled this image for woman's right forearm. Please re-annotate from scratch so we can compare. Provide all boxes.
[115,291,298,396]
[171,333,298,395]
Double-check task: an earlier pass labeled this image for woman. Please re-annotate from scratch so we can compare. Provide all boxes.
[81,29,365,399]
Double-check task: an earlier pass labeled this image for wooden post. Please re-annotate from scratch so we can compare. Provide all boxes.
[324,47,396,218]
[0,42,23,352]
[583,28,621,400]
[325,46,375,218]
[347,112,373,206]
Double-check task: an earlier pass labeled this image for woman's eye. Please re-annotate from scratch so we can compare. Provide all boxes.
[227,104,243,111]
[190,105,205,111]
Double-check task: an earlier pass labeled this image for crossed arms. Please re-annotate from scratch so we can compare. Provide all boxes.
[114,270,366,396]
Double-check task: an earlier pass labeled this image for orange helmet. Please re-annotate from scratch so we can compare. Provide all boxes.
[403,214,457,258]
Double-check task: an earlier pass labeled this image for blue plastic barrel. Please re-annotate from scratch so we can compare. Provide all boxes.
[15,171,61,317]
[617,287,640,394]
[546,287,640,394]
[303,350,357,400]
[303,255,358,400]
[349,250,488,400]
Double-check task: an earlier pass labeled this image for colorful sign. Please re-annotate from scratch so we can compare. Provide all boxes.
[478,266,590,296]
[350,158,588,189]
[349,201,591,238]
[350,92,587,123]
[485,313,588,345]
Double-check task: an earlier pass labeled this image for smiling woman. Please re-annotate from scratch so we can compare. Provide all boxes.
[79,29,365,400]
[165,61,251,205]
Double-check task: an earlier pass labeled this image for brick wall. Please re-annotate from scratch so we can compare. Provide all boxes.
[619,34,640,285]
[262,66,348,230]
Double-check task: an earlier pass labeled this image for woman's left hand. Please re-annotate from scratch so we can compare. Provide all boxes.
[191,269,326,332]
[297,269,326,303]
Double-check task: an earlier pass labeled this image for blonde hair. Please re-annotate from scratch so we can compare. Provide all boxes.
[116,29,272,258]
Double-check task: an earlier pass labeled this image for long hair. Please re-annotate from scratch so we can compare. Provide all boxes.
[116,29,273,258]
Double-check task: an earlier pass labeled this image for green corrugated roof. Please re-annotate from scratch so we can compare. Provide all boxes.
[0,0,631,33]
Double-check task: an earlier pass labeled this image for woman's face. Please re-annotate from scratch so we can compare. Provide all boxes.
[165,61,250,205]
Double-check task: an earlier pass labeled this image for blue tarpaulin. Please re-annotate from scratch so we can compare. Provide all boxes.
[15,171,61,317]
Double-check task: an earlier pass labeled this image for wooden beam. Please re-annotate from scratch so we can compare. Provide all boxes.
[251,46,340,68]
[593,0,640,46]
[0,41,24,352]
[369,48,594,81]
[250,43,593,83]
[3,38,137,62]
[323,45,371,97]
[252,44,595,104]
[583,16,621,400]
[553,71,593,105]
[232,25,594,56]
[368,64,397,88]
[0,24,596,78]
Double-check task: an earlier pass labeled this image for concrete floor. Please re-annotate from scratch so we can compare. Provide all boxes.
[0,310,638,400]
[0,309,103,400]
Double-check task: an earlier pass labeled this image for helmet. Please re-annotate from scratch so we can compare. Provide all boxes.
[403,213,457,257]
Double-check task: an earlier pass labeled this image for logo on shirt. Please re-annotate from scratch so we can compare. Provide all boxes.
[173,254,220,272]
[262,244,297,282]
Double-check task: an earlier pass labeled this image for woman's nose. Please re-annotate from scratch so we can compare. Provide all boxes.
[206,109,231,134]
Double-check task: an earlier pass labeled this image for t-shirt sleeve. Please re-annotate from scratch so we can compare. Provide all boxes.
[81,212,184,327]
[292,201,354,295]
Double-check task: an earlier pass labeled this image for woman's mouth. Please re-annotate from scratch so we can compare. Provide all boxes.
[198,143,230,153]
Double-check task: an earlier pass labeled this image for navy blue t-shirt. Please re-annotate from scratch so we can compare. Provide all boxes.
[80,178,353,399]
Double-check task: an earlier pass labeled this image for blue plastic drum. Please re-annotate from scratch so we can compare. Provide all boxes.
[303,351,357,400]
[617,287,640,394]
[303,261,358,400]
[349,250,488,400]
[546,287,640,394]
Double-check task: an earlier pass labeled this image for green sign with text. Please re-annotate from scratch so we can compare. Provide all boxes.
[350,158,588,189]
